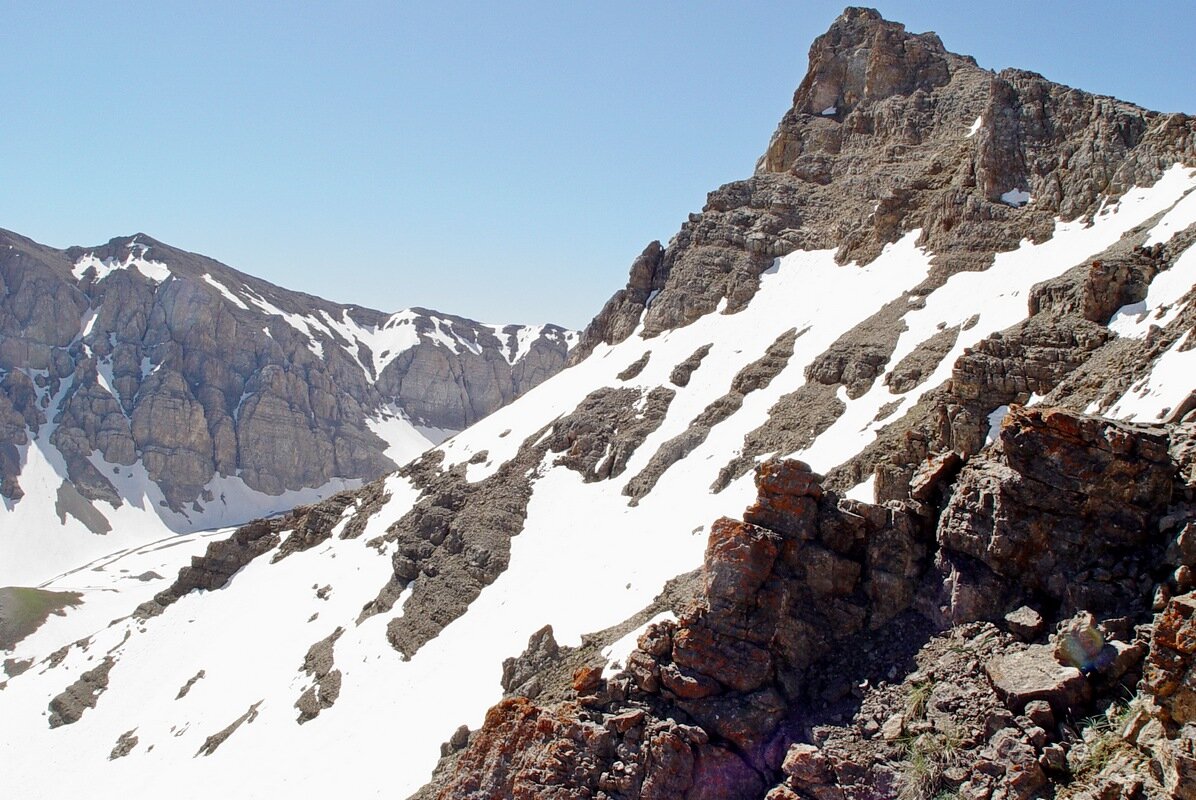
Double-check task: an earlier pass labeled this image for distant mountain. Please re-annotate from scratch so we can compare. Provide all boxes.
[0,230,575,583]
[3,8,1196,800]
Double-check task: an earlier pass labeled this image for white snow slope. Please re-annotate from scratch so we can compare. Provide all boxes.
[2,165,1195,799]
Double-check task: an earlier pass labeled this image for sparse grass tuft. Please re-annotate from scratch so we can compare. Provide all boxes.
[898,730,964,800]
[906,679,935,720]
[1071,701,1140,779]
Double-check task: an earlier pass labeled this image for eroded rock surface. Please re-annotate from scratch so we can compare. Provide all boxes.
[0,229,575,515]
[425,399,1196,799]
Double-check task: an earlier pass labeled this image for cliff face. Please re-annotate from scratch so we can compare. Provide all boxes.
[0,229,574,583]
[1,7,1195,800]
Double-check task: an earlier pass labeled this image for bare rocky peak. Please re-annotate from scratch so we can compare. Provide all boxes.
[788,6,954,118]
[574,6,1196,361]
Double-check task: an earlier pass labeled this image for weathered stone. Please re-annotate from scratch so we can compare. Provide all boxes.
[108,729,138,761]
[294,627,343,724]
[572,664,603,695]
[1054,612,1106,670]
[910,451,964,502]
[938,406,1175,619]
[1144,592,1196,723]
[1158,726,1196,800]
[501,625,560,698]
[47,655,115,728]
[742,459,822,537]
[985,644,1090,715]
[1004,606,1045,641]
[1023,700,1054,730]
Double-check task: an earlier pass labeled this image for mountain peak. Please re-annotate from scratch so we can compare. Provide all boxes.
[793,6,952,117]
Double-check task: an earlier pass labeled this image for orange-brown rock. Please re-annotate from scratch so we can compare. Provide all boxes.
[1145,592,1196,724]
[436,697,612,800]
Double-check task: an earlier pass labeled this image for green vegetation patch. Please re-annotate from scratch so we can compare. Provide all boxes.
[0,587,84,650]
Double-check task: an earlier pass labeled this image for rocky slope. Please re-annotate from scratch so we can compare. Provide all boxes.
[0,230,575,584]
[1,7,1195,799]
[426,408,1196,799]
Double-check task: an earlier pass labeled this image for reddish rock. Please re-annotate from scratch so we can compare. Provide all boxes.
[626,650,662,693]
[938,406,1175,617]
[659,663,721,700]
[676,687,786,755]
[637,619,674,658]
[638,724,696,799]
[671,623,772,693]
[1158,726,1196,800]
[571,665,603,695]
[703,518,782,614]
[909,451,964,502]
[782,743,845,800]
[1145,592,1196,724]
[1004,606,1045,641]
[436,697,613,800]
[743,459,822,538]
[606,709,645,734]
[689,744,765,800]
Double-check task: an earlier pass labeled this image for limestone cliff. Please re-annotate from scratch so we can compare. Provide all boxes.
[0,229,574,578]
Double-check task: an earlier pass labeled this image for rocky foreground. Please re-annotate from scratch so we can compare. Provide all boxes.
[424,405,1196,799]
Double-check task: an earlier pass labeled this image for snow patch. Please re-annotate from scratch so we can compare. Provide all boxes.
[1109,209,1196,339]
[601,612,676,679]
[72,251,171,284]
[1000,188,1032,207]
[986,405,1010,444]
[201,274,250,310]
[1106,330,1196,422]
[365,405,455,468]
[844,474,876,503]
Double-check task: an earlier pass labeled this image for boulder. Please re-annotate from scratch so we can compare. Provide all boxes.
[985,644,1089,715]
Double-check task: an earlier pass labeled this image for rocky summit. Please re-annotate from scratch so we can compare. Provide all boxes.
[2,7,1196,800]
[0,230,575,583]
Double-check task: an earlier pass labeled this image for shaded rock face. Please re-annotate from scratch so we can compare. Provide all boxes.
[935,406,1175,621]
[573,6,1196,362]
[429,396,1196,799]
[0,229,575,512]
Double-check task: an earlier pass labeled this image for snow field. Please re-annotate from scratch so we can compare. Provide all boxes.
[3,164,1195,798]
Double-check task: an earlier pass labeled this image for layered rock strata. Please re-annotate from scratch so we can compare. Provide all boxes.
[0,229,574,512]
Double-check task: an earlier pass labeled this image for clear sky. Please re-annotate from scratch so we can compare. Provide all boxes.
[2,1,1194,330]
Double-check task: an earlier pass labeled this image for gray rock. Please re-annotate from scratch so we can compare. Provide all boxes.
[0,228,575,516]
[1004,606,1045,641]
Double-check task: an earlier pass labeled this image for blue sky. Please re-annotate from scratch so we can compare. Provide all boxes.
[2,1,1194,329]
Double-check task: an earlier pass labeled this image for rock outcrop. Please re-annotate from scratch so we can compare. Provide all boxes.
[426,400,1196,799]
